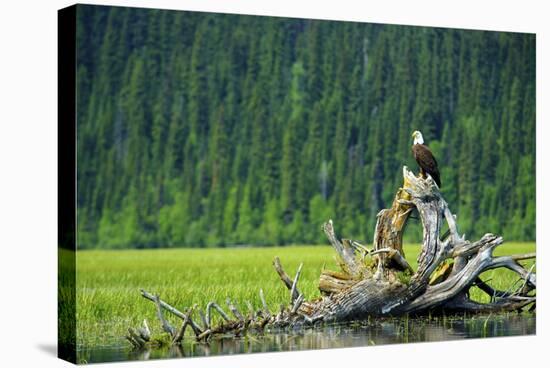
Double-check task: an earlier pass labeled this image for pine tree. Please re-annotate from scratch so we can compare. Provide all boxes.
[76,6,536,247]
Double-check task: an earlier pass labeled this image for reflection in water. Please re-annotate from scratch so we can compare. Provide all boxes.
[78,314,535,364]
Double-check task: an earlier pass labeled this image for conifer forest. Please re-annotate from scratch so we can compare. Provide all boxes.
[75,5,535,249]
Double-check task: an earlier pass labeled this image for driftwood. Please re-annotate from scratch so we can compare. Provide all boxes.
[127,166,536,348]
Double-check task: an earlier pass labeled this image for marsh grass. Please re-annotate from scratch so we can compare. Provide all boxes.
[73,242,535,348]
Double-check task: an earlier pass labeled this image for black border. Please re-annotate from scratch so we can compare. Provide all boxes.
[58,4,77,364]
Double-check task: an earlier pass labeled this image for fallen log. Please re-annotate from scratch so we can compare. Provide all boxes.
[127,166,535,346]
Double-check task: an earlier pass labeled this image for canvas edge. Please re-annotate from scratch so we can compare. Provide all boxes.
[58,4,77,364]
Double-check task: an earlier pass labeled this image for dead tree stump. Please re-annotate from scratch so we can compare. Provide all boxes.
[128,166,536,346]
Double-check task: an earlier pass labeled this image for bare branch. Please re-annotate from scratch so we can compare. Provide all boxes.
[172,320,188,344]
[510,253,536,262]
[127,327,146,348]
[186,313,202,337]
[273,257,301,300]
[198,310,208,330]
[137,319,150,342]
[323,220,361,276]
[370,248,393,256]
[291,294,304,314]
[290,263,303,304]
[473,277,513,300]
[226,297,244,322]
[154,294,176,337]
[205,302,230,328]
[140,289,186,320]
[491,256,537,288]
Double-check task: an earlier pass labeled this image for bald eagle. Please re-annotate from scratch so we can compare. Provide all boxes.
[411,130,441,187]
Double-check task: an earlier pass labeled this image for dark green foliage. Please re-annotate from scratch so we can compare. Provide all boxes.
[76,5,535,248]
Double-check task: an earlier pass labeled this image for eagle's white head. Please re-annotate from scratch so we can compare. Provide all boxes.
[412,130,424,145]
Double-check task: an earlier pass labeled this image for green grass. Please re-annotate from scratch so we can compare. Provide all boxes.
[73,242,535,348]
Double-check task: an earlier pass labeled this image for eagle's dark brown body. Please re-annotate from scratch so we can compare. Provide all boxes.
[412,143,441,187]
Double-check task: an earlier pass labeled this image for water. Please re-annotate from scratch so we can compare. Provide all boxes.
[77,314,535,364]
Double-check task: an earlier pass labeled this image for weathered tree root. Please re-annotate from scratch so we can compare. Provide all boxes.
[127,166,535,348]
